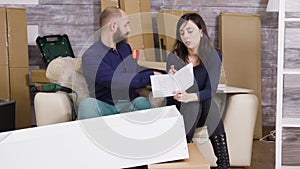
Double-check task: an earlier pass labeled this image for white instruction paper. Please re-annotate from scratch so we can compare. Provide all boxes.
[150,63,194,98]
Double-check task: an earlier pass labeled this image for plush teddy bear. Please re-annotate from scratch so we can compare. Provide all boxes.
[45,56,89,106]
[46,56,166,108]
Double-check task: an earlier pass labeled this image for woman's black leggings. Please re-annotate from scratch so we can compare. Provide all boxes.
[167,98,225,142]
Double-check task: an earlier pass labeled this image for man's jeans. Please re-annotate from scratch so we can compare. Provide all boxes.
[78,97,151,119]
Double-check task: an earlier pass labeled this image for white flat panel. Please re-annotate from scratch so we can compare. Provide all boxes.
[285,18,300,22]
[282,166,300,169]
[283,69,300,74]
[266,0,279,12]
[217,85,253,94]
[27,25,38,45]
[282,118,300,127]
[0,0,38,5]
[286,0,300,12]
[0,106,188,169]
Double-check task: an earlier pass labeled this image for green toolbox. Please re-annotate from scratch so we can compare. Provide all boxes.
[36,34,74,66]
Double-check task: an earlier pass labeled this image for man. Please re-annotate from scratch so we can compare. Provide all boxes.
[78,7,161,119]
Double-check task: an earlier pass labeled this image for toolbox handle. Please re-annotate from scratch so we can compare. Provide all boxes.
[46,36,59,43]
[44,35,62,43]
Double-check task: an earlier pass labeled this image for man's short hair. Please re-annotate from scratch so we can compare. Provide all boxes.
[99,6,123,27]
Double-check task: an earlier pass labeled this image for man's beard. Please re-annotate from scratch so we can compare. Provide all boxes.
[113,28,128,44]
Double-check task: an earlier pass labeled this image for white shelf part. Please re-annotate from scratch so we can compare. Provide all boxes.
[282,166,300,169]
[282,118,300,127]
[283,69,300,74]
[276,0,300,168]
[285,18,300,22]
[276,0,286,168]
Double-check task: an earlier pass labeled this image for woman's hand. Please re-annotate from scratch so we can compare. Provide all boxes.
[168,65,177,74]
[173,90,199,103]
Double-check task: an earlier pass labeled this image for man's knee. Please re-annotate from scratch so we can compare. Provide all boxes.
[78,97,101,119]
[132,97,151,110]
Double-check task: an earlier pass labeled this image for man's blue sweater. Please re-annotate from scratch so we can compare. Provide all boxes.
[82,40,153,105]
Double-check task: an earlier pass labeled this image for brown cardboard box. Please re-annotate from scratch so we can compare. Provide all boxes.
[138,60,166,70]
[119,0,144,49]
[6,8,29,68]
[139,0,155,61]
[9,67,31,129]
[148,143,210,169]
[219,12,262,138]
[156,10,199,61]
[0,8,8,66]
[31,69,50,83]
[100,0,119,11]
[0,65,10,99]
[119,0,155,61]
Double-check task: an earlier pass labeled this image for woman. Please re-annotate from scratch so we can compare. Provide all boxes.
[166,13,230,169]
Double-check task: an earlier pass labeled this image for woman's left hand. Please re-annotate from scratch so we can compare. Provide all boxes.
[173,90,199,103]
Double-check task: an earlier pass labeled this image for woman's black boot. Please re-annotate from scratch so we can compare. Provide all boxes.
[209,133,230,169]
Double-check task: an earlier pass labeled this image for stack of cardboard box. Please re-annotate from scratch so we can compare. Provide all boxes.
[0,7,31,129]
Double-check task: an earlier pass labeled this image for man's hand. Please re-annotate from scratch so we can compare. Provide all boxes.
[173,90,199,103]
[153,71,162,75]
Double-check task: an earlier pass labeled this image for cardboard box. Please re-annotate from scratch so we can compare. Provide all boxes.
[9,67,31,129]
[156,10,199,61]
[219,12,262,138]
[0,8,8,66]
[139,0,155,61]
[31,69,49,83]
[138,60,166,71]
[100,0,119,11]
[148,143,210,169]
[6,8,29,68]
[119,0,155,61]
[142,38,156,61]
[139,0,152,33]
[0,65,10,99]
[0,105,188,169]
[119,0,144,49]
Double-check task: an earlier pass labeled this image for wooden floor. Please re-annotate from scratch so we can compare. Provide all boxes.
[233,127,275,169]
[230,140,275,169]
[244,140,275,169]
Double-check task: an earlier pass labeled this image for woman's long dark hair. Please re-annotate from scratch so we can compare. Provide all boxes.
[173,13,209,63]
